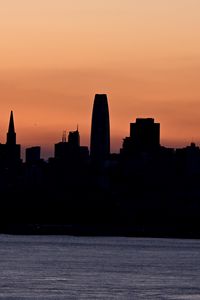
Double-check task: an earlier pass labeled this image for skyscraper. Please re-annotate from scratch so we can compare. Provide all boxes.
[5,111,21,164]
[54,129,89,162]
[90,94,110,161]
[7,111,16,145]
[121,118,160,155]
[68,129,80,148]
[130,118,160,151]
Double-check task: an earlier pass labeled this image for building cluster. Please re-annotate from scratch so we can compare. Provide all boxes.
[1,94,200,236]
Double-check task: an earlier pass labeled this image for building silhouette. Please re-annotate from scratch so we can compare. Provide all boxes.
[5,111,21,164]
[7,111,16,145]
[121,118,160,155]
[90,94,110,161]
[26,146,41,164]
[68,129,80,148]
[55,129,89,162]
[176,142,200,176]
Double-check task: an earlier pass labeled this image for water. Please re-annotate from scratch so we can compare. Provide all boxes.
[0,235,199,299]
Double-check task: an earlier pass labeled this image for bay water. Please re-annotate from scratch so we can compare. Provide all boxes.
[0,235,199,299]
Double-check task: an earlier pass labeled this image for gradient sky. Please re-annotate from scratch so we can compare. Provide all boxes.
[1,0,200,158]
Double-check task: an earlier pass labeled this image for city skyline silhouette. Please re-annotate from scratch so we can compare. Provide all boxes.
[0,93,200,238]
[1,95,200,161]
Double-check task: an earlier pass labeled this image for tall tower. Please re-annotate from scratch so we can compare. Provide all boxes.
[7,111,16,145]
[90,94,110,161]
[5,110,21,164]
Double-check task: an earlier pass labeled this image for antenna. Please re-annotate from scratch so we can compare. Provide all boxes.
[62,130,67,143]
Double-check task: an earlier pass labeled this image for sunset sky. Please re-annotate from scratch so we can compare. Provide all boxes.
[1,0,200,158]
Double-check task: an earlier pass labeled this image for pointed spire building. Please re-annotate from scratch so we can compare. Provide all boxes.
[7,111,16,145]
[5,111,21,164]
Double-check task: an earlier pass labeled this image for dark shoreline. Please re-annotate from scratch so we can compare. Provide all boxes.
[2,224,200,239]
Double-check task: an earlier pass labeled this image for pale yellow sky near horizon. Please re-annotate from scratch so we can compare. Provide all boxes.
[0,0,200,157]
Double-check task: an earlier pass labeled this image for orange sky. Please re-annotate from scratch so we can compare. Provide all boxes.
[1,0,200,158]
